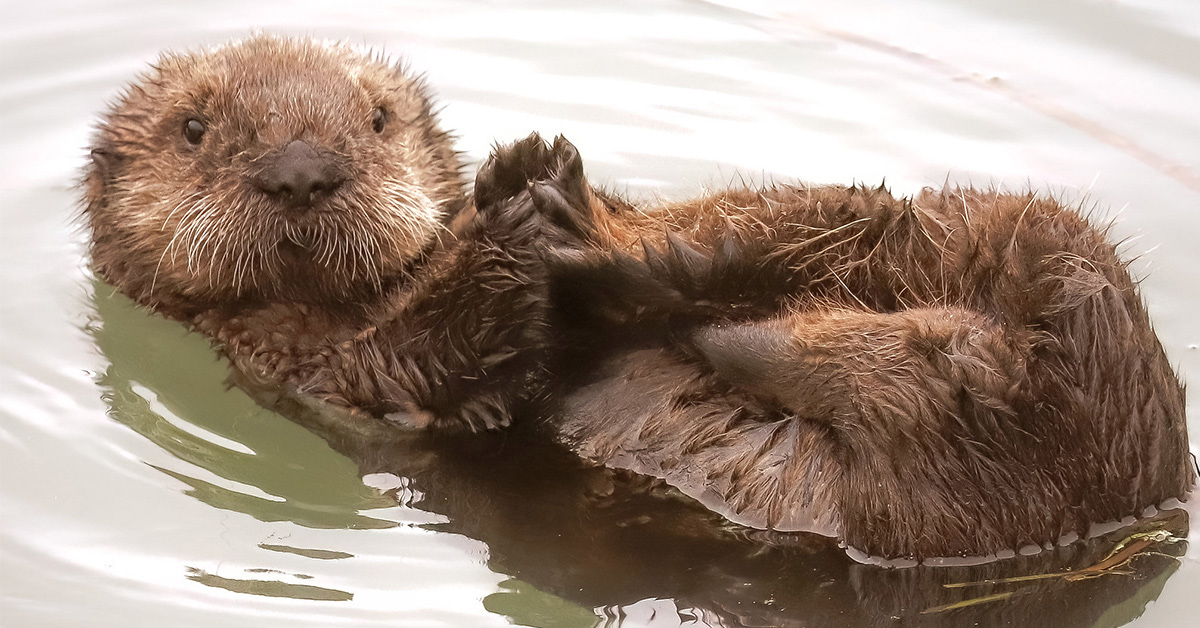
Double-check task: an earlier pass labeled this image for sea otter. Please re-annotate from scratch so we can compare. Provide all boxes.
[82,35,1192,562]
[478,136,1195,560]
[82,35,592,432]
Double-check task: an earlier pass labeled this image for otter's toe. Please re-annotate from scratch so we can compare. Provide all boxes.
[530,135,593,237]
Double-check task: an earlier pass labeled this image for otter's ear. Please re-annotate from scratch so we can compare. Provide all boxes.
[89,145,120,177]
[83,141,126,206]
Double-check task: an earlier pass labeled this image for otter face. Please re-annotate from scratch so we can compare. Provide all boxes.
[83,35,465,313]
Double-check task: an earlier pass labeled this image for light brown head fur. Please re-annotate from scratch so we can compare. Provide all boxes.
[82,35,465,317]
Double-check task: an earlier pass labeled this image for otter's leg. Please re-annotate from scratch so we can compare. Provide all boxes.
[365,134,600,430]
[689,307,1061,559]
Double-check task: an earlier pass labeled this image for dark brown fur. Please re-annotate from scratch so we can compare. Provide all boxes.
[82,36,590,431]
[489,144,1196,560]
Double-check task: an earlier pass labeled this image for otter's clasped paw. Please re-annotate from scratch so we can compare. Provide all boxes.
[474,132,552,210]
[475,133,594,241]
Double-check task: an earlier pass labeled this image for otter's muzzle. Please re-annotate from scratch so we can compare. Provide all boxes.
[253,140,346,208]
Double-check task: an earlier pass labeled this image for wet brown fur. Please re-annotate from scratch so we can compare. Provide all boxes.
[82,36,590,431]
[518,153,1195,560]
[82,35,1193,562]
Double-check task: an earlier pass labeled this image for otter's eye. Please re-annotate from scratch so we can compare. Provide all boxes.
[372,107,387,134]
[183,118,206,145]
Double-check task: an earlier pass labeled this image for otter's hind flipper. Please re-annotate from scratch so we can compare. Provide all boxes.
[688,308,1052,558]
[547,219,792,329]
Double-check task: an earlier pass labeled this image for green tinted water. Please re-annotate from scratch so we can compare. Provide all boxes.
[3,1,1197,626]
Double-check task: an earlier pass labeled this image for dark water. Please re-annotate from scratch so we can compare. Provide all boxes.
[3,1,1198,626]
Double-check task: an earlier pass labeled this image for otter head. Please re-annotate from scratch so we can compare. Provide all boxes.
[82,35,466,316]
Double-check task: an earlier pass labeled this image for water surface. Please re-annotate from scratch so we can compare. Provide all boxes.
[3,1,1198,626]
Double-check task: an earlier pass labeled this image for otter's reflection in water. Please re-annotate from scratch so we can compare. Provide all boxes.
[90,282,1187,627]
[286,407,1188,628]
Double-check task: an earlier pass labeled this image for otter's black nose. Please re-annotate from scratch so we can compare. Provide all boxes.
[255,140,344,207]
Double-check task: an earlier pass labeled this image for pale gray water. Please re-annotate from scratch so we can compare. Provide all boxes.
[2,1,1198,626]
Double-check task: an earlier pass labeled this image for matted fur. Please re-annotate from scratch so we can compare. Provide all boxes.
[82,35,1192,561]
[526,148,1194,560]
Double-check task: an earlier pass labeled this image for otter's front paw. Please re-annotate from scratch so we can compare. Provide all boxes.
[475,133,593,241]
[475,132,551,209]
